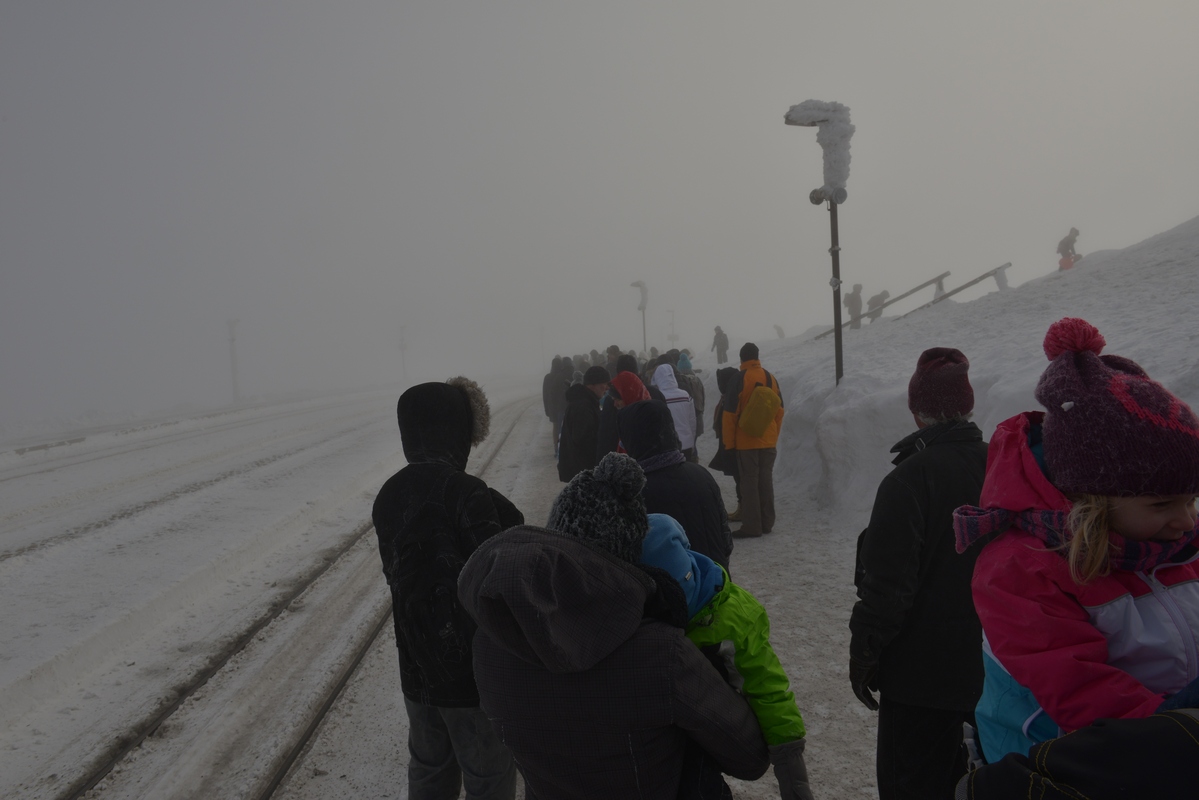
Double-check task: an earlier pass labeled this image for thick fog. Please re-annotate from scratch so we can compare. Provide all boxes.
[3,1,1198,432]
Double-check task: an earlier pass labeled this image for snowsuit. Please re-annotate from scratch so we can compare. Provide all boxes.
[458,526,770,800]
[556,383,601,483]
[850,419,988,800]
[955,411,1199,763]
[651,363,698,454]
[618,399,734,571]
[721,359,784,537]
[372,381,523,798]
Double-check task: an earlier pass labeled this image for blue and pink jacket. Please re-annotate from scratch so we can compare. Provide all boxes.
[955,411,1199,763]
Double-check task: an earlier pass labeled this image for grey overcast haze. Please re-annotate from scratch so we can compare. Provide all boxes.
[3,1,1198,431]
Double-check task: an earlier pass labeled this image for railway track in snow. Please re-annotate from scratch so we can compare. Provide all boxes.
[63,395,538,800]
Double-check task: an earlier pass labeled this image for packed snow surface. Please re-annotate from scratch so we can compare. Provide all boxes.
[2,214,1197,799]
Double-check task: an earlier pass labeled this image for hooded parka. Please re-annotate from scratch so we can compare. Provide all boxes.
[458,526,769,799]
[372,380,524,707]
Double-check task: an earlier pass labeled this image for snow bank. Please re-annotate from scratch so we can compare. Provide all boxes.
[702,214,1199,517]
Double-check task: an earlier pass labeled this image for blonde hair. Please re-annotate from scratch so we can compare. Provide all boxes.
[1063,494,1114,584]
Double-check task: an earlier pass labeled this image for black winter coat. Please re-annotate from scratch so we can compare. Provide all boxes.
[849,419,988,710]
[617,400,733,570]
[458,527,769,799]
[372,382,524,707]
[542,370,569,421]
[557,383,601,482]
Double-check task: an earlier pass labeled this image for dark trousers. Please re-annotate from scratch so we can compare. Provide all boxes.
[404,697,516,800]
[736,448,776,536]
[876,697,970,800]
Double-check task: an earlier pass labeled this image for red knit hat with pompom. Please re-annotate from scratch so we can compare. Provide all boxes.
[1035,317,1199,496]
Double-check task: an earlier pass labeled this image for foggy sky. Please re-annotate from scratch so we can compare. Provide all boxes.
[4,1,1198,430]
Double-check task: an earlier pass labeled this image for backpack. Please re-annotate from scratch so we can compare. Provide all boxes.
[737,372,781,438]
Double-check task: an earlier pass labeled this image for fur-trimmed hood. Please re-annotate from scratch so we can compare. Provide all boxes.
[397,377,490,469]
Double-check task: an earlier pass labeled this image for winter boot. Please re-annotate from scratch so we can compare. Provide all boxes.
[727,505,742,522]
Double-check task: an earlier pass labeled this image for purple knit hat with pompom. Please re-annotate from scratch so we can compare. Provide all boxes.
[1035,317,1199,496]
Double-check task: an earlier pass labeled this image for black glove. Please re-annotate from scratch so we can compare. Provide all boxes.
[849,656,879,711]
[769,738,815,800]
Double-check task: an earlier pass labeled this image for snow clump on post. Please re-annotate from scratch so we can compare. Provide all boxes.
[784,99,854,203]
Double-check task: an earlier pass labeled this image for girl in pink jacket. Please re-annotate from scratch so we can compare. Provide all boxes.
[954,317,1199,763]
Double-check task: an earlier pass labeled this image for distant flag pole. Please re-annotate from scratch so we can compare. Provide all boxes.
[785,100,854,385]
[631,281,648,353]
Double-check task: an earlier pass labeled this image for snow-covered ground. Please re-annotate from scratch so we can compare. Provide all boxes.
[3,215,1197,799]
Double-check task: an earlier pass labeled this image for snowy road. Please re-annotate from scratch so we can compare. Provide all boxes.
[0,384,535,800]
[2,378,878,800]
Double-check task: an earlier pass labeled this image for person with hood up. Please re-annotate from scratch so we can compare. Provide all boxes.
[542,357,570,451]
[651,362,698,460]
[372,377,523,800]
[557,365,609,482]
[639,513,814,800]
[596,354,639,460]
[954,317,1199,764]
[458,453,770,799]
[849,348,988,800]
[618,398,733,571]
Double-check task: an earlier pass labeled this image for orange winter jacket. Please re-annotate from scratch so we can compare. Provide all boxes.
[721,360,784,450]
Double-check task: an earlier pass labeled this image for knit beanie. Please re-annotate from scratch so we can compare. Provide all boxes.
[677,352,693,371]
[908,347,974,419]
[1036,317,1199,496]
[638,514,723,619]
[740,342,759,362]
[583,365,611,386]
[546,452,649,562]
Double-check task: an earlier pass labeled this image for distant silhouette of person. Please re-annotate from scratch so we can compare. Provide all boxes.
[866,290,890,323]
[773,325,785,340]
[711,326,730,364]
[1057,227,1080,270]
[844,285,863,329]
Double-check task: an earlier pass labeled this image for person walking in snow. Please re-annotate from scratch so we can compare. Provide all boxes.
[557,365,609,483]
[866,290,890,323]
[618,399,733,571]
[650,363,698,461]
[722,343,784,539]
[457,454,770,799]
[1056,227,1080,270]
[712,326,730,364]
[844,284,863,329]
[639,513,814,800]
[954,317,1199,765]
[372,378,522,800]
[849,348,988,800]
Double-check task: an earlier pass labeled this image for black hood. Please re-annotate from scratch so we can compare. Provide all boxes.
[715,366,739,394]
[458,526,657,673]
[617,400,680,460]
[397,382,475,469]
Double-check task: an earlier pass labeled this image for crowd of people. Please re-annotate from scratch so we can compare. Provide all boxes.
[370,315,1199,800]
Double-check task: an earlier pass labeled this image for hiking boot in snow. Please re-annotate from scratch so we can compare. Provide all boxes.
[727,505,742,522]
[731,527,761,539]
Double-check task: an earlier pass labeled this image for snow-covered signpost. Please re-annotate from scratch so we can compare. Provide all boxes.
[785,99,854,385]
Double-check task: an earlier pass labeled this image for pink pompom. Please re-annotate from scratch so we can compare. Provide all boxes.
[1043,317,1106,361]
